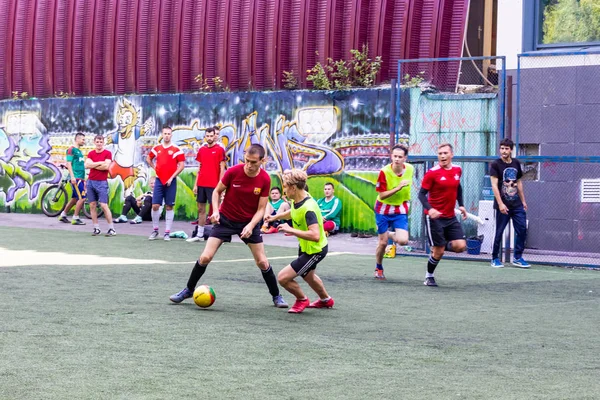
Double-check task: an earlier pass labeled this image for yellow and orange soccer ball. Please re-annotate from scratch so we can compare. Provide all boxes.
[193,285,216,308]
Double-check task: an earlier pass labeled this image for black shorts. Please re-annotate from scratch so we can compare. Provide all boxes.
[196,186,214,204]
[425,216,465,247]
[209,213,263,244]
[290,245,328,277]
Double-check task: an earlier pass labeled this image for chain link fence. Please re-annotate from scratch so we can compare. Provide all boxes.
[395,56,506,152]
[515,51,600,268]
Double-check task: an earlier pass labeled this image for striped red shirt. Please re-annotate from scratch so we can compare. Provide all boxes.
[374,170,410,215]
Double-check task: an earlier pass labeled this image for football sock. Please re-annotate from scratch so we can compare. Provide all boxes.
[376,263,384,270]
[187,261,207,291]
[261,266,280,297]
[198,226,205,237]
[151,209,161,230]
[165,209,175,232]
[94,224,100,229]
[108,223,114,230]
[426,272,435,278]
[73,215,81,220]
[60,211,67,217]
[427,256,440,274]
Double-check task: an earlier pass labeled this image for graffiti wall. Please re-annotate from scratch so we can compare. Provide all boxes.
[0,90,392,232]
[0,88,498,234]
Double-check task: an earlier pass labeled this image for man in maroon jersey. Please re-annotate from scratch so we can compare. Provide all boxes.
[170,144,289,308]
[187,127,226,242]
[146,126,185,241]
[84,135,115,237]
[418,143,467,287]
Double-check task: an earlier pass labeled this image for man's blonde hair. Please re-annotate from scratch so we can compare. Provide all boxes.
[282,168,307,190]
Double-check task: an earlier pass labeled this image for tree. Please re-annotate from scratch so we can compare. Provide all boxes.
[542,0,600,44]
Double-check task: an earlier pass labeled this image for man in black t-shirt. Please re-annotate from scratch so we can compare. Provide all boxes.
[489,138,530,269]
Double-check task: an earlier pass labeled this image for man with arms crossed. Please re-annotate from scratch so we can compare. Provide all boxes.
[59,132,87,225]
[146,126,185,241]
[490,138,530,268]
[418,143,467,287]
[170,144,289,308]
[373,145,414,280]
[85,135,115,236]
[187,127,226,242]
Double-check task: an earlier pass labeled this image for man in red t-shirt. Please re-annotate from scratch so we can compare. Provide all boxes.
[84,135,115,237]
[418,143,467,287]
[187,127,226,242]
[146,125,185,241]
[170,144,289,308]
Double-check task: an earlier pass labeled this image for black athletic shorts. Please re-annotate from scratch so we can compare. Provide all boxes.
[425,216,465,247]
[209,213,262,244]
[290,245,328,277]
[196,186,214,204]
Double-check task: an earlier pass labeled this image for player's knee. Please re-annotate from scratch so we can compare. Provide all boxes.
[455,241,467,253]
[395,236,409,246]
[256,259,269,270]
[199,253,213,265]
[151,204,160,211]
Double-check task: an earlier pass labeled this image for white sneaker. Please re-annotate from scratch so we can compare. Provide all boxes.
[163,233,171,241]
[186,236,202,242]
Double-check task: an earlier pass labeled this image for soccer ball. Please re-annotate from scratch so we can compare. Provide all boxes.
[193,285,216,308]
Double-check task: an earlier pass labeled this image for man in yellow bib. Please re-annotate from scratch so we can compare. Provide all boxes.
[374,145,413,280]
[266,169,334,314]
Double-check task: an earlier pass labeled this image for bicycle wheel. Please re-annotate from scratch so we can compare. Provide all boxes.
[83,201,105,219]
[41,185,68,217]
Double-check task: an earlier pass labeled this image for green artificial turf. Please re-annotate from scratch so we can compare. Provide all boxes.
[1,227,599,399]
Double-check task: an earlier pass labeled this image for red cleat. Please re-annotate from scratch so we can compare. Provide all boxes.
[308,298,334,309]
[288,298,310,313]
[374,269,386,280]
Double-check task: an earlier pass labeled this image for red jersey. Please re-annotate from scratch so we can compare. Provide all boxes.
[219,164,270,222]
[195,143,226,188]
[87,149,112,181]
[149,143,185,184]
[421,164,462,218]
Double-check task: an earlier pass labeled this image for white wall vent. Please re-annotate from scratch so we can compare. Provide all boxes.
[581,179,600,203]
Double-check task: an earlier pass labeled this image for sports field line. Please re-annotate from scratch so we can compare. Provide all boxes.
[161,251,353,265]
[0,247,351,267]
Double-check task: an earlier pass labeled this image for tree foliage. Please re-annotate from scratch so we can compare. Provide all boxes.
[542,0,600,44]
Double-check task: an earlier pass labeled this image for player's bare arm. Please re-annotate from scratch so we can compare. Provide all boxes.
[266,208,292,223]
[210,181,227,224]
[278,222,320,242]
[378,180,410,201]
[490,175,508,214]
[241,196,268,238]
[146,155,156,171]
[166,160,185,186]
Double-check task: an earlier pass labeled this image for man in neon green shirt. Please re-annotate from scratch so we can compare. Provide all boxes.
[373,145,413,280]
[267,169,334,314]
[316,182,342,234]
[58,132,87,225]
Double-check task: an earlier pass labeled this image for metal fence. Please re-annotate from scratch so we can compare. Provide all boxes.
[395,56,506,151]
[400,157,600,268]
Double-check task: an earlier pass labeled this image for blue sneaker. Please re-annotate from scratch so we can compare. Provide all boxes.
[512,258,531,268]
[424,277,438,287]
[272,295,289,308]
[170,287,193,303]
[491,258,504,268]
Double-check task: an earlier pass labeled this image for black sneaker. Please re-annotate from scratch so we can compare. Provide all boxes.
[92,228,101,236]
[58,215,70,223]
[105,228,116,237]
[424,277,438,287]
[71,218,86,226]
[148,230,159,240]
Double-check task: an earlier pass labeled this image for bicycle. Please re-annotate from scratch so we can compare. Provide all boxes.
[40,165,104,219]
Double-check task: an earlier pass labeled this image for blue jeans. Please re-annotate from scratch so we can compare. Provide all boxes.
[492,206,527,260]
